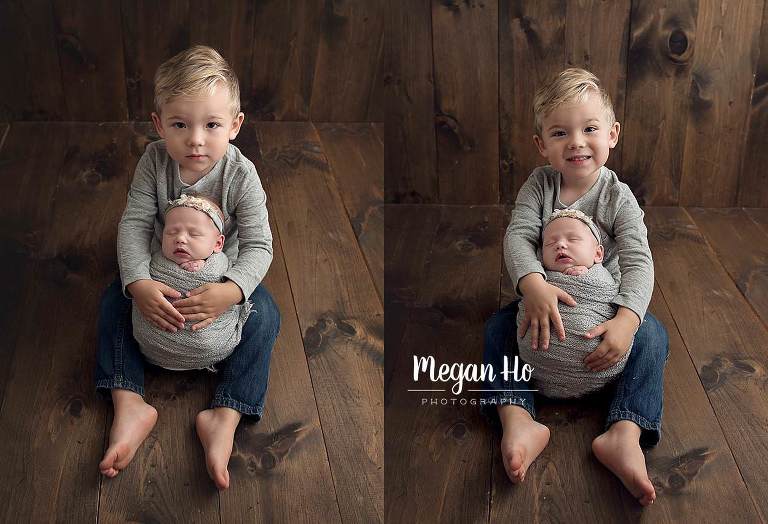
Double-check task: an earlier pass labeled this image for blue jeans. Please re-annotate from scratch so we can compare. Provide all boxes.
[482,300,669,447]
[95,278,281,420]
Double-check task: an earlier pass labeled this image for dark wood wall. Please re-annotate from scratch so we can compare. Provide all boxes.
[0,0,384,123]
[386,0,768,207]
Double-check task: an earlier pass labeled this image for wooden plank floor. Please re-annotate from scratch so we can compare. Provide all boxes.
[386,204,768,523]
[0,121,382,522]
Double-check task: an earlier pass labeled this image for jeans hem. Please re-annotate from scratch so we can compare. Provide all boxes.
[480,393,536,427]
[605,409,661,447]
[95,378,145,398]
[212,395,263,420]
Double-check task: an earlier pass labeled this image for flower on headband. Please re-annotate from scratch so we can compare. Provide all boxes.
[166,194,225,232]
[546,209,601,244]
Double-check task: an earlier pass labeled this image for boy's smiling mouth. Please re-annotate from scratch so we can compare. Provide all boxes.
[566,155,591,162]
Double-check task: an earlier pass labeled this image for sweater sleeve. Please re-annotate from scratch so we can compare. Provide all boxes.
[117,149,159,296]
[504,171,546,295]
[611,191,654,321]
[222,166,273,301]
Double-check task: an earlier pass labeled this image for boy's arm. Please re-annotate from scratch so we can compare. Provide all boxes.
[504,172,546,294]
[117,150,159,297]
[611,193,654,323]
[221,168,273,302]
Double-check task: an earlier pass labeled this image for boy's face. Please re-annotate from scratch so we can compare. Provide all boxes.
[533,91,620,183]
[541,217,603,272]
[162,206,225,265]
[151,82,244,179]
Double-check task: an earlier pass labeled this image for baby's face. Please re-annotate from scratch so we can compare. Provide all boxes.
[151,82,244,180]
[534,91,620,184]
[542,217,603,272]
[162,206,224,265]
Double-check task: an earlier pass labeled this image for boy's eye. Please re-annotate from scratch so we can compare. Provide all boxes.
[171,122,186,129]
[550,130,565,137]
[207,122,221,129]
[585,126,598,132]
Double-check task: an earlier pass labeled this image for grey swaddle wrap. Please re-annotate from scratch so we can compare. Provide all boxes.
[517,264,631,398]
[133,251,252,370]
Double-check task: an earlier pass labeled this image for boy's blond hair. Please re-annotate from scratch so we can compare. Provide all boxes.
[533,68,615,135]
[154,45,241,117]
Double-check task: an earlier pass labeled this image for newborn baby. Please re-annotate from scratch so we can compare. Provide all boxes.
[517,209,631,398]
[132,194,252,370]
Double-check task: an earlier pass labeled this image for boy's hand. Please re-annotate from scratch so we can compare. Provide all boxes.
[127,279,185,332]
[179,259,205,272]
[518,273,577,351]
[563,265,589,276]
[583,307,640,371]
[173,280,243,331]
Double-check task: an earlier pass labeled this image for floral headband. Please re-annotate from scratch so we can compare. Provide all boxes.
[545,208,601,244]
[166,194,224,232]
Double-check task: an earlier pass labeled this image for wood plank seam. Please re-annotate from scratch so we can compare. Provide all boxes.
[648,208,768,518]
[655,274,766,519]
[428,1,439,202]
[314,123,383,307]
[684,207,768,334]
[745,207,768,243]
[0,123,9,152]
[652,277,745,464]
[266,195,346,520]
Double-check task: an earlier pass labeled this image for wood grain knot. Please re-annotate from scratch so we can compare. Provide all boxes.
[435,114,472,152]
[668,29,689,59]
[649,447,716,495]
[700,355,764,391]
[446,421,468,440]
[232,422,312,477]
[454,239,476,253]
[67,397,84,418]
[57,33,97,72]
[409,306,446,327]
[64,142,122,185]
[41,252,87,285]
[263,142,329,171]
[690,71,714,115]
[393,190,429,204]
[304,314,384,366]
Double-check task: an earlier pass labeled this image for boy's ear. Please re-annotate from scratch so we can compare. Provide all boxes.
[533,134,547,158]
[151,112,165,138]
[229,112,245,140]
[608,121,621,149]
[594,244,604,264]
[213,234,225,253]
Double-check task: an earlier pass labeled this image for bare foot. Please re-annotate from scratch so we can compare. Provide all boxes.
[498,405,551,483]
[99,389,158,478]
[196,407,242,490]
[592,420,656,506]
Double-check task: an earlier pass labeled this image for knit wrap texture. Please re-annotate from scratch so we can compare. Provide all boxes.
[517,264,631,399]
[132,251,252,370]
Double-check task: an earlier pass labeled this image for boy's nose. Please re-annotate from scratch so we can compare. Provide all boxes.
[568,132,585,148]
[188,129,204,146]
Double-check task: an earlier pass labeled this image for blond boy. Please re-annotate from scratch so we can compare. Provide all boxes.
[95,46,280,490]
[483,69,668,506]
